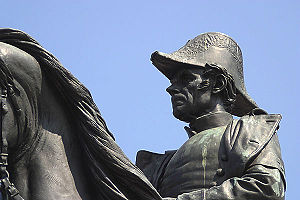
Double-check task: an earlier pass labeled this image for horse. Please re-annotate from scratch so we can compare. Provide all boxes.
[0,29,162,200]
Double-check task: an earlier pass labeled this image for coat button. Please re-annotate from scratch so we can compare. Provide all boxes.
[216,168,225,176]
[211,181,217,186]
[221,154,228,161]
[2,105,8,114]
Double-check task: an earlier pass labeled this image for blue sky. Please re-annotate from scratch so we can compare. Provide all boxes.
[1,1,299,199]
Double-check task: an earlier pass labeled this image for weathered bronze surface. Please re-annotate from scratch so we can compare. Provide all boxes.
[0,29,285,200]
[137,32,286,199]
[0,29,161,200]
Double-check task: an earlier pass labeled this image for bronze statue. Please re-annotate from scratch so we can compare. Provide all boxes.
[0,29,162,200]
[0,29,285,200]
[136,32,286,199]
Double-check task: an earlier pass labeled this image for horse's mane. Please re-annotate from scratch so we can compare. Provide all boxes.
[0,28,161,200]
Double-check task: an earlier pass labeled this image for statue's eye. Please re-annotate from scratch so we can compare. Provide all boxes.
[181,74,195,84]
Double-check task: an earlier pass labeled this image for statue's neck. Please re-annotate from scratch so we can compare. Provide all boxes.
[189,111,232,133]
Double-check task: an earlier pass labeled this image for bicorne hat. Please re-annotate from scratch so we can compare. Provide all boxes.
[151,32,258,117]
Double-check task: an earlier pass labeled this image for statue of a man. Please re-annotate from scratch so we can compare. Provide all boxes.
[136,32,286,200]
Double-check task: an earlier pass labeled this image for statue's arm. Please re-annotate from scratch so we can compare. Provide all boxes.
[176,134,286,200]
[177,164,284,200]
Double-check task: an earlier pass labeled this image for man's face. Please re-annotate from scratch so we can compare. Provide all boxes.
[166,67,214,123]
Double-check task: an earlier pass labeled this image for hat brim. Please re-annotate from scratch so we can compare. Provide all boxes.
[151,51,258,117]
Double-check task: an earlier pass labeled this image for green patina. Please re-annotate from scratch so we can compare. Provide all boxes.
[197,125,227,186]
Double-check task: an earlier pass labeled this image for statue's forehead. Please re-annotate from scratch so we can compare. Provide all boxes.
[172,66,205,79]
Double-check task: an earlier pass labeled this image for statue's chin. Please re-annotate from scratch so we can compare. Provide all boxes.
[172,110,193,123]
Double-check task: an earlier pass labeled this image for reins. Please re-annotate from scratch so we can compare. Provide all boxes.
[0,58,24,200]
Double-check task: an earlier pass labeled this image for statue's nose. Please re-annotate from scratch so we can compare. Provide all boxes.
[166,84,180,96]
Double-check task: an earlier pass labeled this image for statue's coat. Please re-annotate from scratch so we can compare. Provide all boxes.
[137,114,285,199]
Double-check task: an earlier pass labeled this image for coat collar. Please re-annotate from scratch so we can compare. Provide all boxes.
[185,112,232,138]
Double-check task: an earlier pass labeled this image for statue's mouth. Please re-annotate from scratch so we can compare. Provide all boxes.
[171,94,186,106]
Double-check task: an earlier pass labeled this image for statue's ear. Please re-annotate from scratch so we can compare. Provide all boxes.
[212,74,226,94]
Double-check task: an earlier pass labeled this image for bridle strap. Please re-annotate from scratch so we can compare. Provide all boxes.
[0,88,24,200]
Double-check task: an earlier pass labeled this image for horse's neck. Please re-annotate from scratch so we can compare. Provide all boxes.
[40,78,76,149]
[35,78,95,200]
[39,77,84,171]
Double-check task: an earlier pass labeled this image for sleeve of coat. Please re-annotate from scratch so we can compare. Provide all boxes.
[176,133,286,200]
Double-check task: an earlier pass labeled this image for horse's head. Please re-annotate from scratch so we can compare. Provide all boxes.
[0,29,162,200]
[0,42,42,159]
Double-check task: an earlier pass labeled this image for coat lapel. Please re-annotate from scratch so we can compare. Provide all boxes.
[220,114,281,178]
